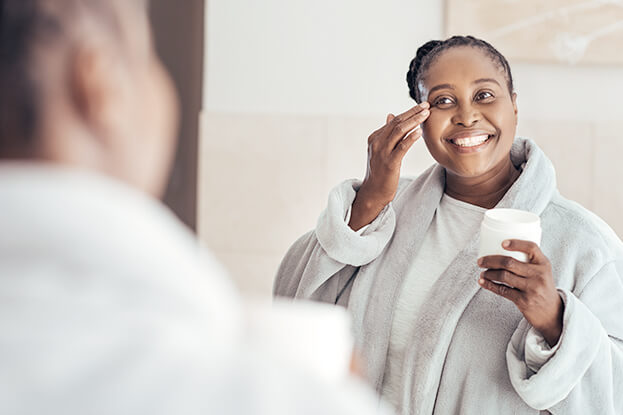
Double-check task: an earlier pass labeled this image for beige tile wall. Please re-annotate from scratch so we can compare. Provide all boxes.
[199,112,621,296]
[516,120,595,209]
[593,122,623,231]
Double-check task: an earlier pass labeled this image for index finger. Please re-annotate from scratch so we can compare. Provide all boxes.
[372,102,429,136]
[392,102,430,124]
[502,239,545,264]
[477,254,536,278]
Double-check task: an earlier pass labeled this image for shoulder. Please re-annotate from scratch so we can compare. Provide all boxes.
[542,193,623,290]
[546,194,623,257]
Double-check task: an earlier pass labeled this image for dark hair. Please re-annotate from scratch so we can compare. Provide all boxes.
[0,0,54,151]
[0,0,144,155]
[406,35,514,103]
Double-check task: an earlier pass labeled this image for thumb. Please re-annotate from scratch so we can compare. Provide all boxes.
[386,113,395,124]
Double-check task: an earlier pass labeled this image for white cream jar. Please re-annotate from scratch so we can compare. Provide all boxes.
[479,208,542,263]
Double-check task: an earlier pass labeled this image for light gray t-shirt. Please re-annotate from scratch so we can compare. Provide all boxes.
[381,193,485,410]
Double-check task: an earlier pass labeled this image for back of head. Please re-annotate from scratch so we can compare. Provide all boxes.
[0,0,146,156]
[0,0,44,153]
[0,0,178,197]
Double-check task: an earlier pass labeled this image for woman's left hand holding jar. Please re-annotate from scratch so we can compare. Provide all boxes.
[477,239,564,347]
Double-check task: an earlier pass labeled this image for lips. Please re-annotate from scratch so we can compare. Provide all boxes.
[450,134,489,147]
[445,131,496,148]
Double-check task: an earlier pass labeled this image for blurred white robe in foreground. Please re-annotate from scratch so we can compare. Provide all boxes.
[0,163,389,415]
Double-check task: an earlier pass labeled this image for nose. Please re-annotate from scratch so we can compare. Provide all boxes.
[451,102,481,127]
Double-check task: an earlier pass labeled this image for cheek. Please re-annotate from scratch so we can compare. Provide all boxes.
[141,63,178,147]
[145,63,179,177]
[489,101,516,128]
[420,115,449,162]
[421,111,448,144]
[503,108,517,130]
[154,65,179,142]
[133,62,180,194]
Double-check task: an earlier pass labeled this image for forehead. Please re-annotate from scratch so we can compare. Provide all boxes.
[423,46,506,89]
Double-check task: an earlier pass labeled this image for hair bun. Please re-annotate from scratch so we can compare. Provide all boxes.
[407,40,442,101]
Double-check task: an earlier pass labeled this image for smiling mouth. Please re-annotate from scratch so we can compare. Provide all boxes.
[446,134,494,148]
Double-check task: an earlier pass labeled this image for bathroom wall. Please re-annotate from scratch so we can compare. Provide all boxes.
[199,0,623,296]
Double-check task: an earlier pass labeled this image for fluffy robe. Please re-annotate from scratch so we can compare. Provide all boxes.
[274,138,623,414]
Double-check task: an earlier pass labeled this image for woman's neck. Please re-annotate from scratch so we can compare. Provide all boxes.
[444,158,521,209]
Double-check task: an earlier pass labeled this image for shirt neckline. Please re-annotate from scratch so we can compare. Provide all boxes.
[441,193,488,213]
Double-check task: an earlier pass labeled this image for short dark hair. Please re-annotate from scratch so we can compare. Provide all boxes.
[406,35,514,103]
[0,0,145,155]
[0,0,53,150]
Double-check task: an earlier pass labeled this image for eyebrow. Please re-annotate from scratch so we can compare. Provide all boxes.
[427,78,502,96]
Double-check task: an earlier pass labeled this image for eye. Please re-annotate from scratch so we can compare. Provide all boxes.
[433,96,454,107]
[475,90,494,101]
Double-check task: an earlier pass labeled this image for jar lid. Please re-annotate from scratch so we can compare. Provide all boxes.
[483,208,540,232]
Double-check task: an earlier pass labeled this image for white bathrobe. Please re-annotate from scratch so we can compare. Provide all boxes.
[274,138,623,414]
[0,163,389,415]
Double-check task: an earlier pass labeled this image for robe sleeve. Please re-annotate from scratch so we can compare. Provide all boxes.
[523,325,561,373]
[344,206,370,236]
[506,260,623,413]
[273,179,396,302]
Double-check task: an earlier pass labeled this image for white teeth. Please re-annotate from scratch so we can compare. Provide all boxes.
[450,135,489,147]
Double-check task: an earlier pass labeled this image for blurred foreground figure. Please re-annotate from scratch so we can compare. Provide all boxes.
[0,1,389,413]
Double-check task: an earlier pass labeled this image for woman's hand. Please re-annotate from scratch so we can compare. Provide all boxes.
[477,239,564,347]
[349,102,430,231]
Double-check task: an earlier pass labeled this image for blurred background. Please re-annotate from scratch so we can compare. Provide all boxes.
[156,0,623,297]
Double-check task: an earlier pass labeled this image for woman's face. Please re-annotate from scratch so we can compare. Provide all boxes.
[418,46,518,179]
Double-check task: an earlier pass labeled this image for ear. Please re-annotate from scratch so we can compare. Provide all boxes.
[511,92,518,126]
[68,45,125,144]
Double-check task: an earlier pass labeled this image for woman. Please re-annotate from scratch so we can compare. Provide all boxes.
[273,36,623,414]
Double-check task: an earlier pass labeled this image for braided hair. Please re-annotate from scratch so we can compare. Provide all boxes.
[406,35,514,103]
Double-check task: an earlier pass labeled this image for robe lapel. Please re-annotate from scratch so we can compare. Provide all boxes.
[348,165,446,391]
[401,233,483,414]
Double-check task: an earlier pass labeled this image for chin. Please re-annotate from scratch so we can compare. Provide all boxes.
[445,162,494,179]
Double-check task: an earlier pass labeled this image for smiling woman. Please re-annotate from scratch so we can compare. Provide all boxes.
[274,35,623,414]
[413,40,521,208]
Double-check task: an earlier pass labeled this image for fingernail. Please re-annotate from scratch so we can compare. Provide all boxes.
[477,258,483,266]
[422,109,430,115]
[421,101,430,108]
[479,278,485,285]
[502,240,511,248]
